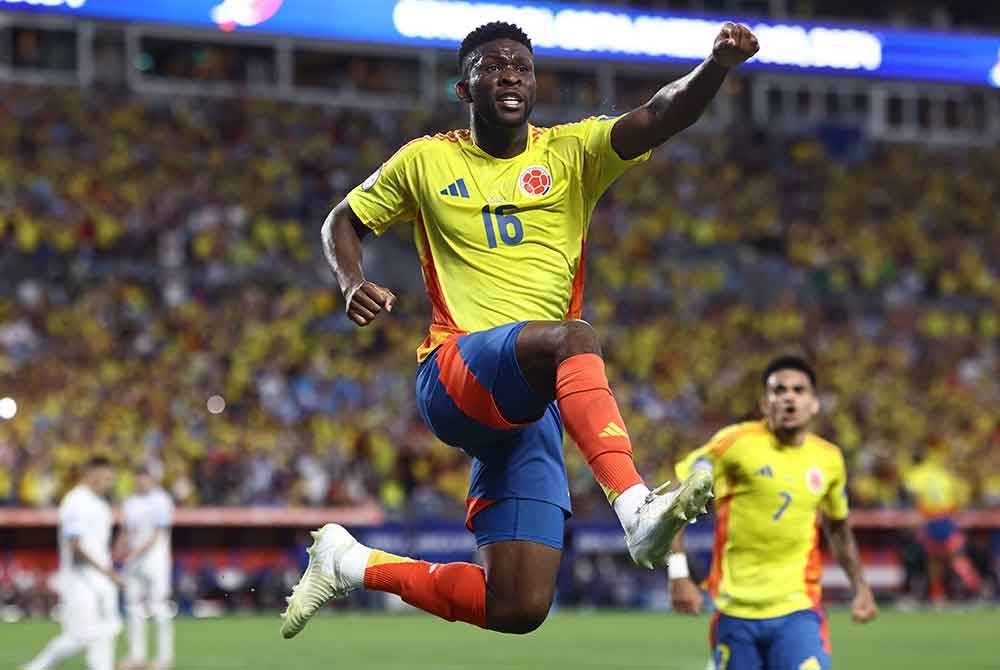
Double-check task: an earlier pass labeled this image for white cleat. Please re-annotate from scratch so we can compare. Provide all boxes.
[625,471,714,570]
[280,524,361,639]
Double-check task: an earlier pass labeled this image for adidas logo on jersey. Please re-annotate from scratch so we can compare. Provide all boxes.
[439,178,470,198]
[599,422,628,438]
[755,465,774,478]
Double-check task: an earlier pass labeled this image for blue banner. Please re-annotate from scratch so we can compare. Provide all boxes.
[4,0,1000,86]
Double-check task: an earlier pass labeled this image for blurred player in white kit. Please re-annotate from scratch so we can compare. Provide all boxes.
[22,456,122,670]
[117,466,175,670]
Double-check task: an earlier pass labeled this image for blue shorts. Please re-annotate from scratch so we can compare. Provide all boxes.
[711,610,831,670]
[415,321,571,539]
[471,498,565,550]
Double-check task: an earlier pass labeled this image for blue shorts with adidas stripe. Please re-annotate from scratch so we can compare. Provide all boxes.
[415,321,570,549]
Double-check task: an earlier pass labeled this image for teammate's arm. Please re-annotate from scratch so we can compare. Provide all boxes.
[610,22,759,159]
[321,199,397,327]
[667,530,703,614]
[823,517,878,623]
[124,529,165,563]
[667,443,717,615]
[70,538,124,587]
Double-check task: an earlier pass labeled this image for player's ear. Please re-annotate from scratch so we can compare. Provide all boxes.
[455,78,473,103]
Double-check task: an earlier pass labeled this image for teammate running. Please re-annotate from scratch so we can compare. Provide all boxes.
[670,356,878,670]
[282,20,759,637]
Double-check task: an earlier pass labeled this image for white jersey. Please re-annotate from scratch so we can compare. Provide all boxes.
[58,484,113,580]
[122,487,174,574]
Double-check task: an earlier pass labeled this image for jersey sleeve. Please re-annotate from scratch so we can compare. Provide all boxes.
[580,116,651,202]
[345,142,421,236]
[156,494,175,528]
[820,450,850,521]
[60,495,87,539]
[674,442,718,481]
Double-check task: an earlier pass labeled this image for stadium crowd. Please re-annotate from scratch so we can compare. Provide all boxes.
[0,85,998,521]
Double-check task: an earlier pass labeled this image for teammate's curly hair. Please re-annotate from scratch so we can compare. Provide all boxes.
[458,21,533,75]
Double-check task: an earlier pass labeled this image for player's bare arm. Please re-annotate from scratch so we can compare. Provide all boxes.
[321,198,396,327]
[823,517,878,623]
[667,530,703,615]
[70,537,123,587]
[611,22,759,159]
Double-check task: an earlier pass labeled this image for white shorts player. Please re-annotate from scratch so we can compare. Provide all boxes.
[23,458,121,670]
[120,468,175,670]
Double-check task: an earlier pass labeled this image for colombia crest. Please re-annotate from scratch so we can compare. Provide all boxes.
[518,165,552,197]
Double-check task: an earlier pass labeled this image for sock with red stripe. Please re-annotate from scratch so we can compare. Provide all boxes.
[362,550,487,628]
[556,353,647,514]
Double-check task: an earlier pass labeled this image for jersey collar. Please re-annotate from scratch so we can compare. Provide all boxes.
[463,125,535,161]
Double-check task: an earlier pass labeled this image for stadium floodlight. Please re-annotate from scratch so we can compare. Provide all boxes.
[0,397,16,420]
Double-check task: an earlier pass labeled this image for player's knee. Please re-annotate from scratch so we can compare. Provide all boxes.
[150,600,173,622]
[510,592,553,634]
[554,319,600,361]
[489,589,552,634]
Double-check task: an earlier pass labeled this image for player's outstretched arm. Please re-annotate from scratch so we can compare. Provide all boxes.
[610,22,759,159]
[823,517,878,623]
[321,198,396,327]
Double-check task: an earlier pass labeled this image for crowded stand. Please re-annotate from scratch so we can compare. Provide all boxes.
[2,85,997,520]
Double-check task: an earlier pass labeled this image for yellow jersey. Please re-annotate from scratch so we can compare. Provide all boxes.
[675,421,850,619]
[903,459,969,517]
[347,117,648,362]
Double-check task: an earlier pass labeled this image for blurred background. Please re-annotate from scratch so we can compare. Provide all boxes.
[1,0,998,622]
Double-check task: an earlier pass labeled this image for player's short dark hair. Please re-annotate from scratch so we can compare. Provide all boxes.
[458,21,533,75]
[85,455,113,469]
[761,355,817,389]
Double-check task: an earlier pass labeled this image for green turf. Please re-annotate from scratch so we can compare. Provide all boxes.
[1,609,996,669]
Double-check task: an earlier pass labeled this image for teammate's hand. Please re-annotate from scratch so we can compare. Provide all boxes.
[670,577,704,615]
[345,280,396,327]
[851,584,879,623]
[711,22,759,68]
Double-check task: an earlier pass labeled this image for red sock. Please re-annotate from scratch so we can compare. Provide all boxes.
[363,551,486,628]
[556,353,644,502]
[952,555,982,592]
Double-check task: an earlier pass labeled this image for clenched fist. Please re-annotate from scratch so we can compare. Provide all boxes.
[712,22,760,68]
[345,280,396,327]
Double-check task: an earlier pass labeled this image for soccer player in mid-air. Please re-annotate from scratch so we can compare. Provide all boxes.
[670,356,878,670]
[281,20,759,638]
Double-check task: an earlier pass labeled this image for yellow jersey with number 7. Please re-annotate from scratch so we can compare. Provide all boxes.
[674,421,850,619]
[346,117,649,362]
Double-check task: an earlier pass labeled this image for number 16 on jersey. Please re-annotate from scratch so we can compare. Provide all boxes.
[481,205,524,248]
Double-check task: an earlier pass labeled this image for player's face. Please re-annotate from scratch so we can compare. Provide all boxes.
[136,472,154,492]
[90,466,116,496]
[461,39,536,127]
[761,369,819,433]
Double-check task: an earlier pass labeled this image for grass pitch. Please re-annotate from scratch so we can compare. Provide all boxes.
[2,609,996,669]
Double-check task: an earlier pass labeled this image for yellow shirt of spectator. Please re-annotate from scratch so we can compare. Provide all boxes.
[904,459,969,517]
[347,117,648,362]
[675,420,849,619]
